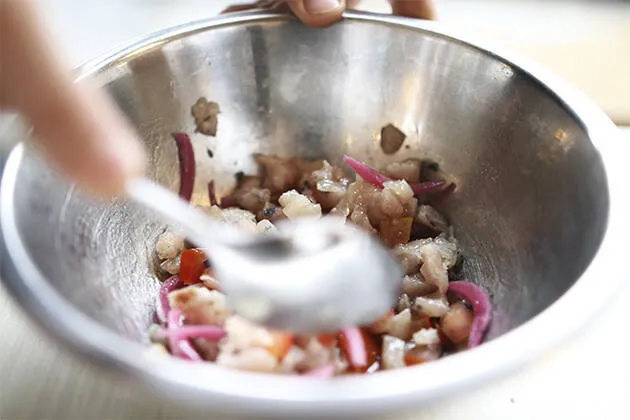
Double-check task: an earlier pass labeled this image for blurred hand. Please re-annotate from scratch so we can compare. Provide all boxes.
[0,1,146,197]
[223,0,436,26]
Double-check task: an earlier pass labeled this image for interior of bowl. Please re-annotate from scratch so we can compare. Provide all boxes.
[9,15,608,345]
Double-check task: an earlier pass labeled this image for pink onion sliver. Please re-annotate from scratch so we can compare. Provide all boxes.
[167,308,203,361]
[341,327,367,367]
[410,180,446,195]
[173,132,196,202]
[155,325,226,342]
[343,155,447,196]
[448,281,492,348]
[155,276,184,324]
[303,364,335,378]
[342,155,391,188]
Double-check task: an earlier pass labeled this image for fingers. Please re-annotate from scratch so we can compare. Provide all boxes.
[390,0,436,20]
[287,0,346,27]
[0,1,146,197]
[221,0,434,27]
[26,80,147,198]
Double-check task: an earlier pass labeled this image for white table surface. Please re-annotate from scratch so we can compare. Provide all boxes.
[1,1,629,419]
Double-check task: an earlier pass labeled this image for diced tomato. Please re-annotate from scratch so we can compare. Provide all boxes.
[179,249,208,285]
[338,328,380,372]
[266,332,294,359]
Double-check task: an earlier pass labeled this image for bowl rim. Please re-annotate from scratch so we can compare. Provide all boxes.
[1,9,628,416]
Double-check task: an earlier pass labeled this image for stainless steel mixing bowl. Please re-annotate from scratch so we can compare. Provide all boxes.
[0,10,628,419]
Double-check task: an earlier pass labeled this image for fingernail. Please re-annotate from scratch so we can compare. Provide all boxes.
[304,0,341,14]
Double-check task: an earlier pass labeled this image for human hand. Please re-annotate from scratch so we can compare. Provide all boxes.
[223,0,436,27]
[0,1,146,197]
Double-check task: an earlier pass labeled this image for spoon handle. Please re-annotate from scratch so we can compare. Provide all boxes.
[125,178,250,249]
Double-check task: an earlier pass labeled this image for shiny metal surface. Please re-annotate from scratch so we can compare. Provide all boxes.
[127,177,403,333]
[0,10,627,419]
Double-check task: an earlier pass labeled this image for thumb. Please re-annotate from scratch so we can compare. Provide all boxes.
[287,0,346,27]
[0,1,146,198]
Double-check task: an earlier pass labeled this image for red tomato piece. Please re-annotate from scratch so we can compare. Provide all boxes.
[179,249,207,285]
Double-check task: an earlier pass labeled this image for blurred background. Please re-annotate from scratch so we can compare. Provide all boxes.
[38,0,630,125]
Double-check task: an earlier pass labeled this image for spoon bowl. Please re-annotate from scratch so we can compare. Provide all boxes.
[126,177,402,333]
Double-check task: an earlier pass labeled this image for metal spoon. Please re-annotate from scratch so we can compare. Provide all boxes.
[126,178,403,334]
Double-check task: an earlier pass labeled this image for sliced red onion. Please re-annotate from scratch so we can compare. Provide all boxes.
[342,155,390,188]
[173,132,196,202]
[208,181,218,206]
[341,327,367,367]
[153,325,226,342]
[410,180,446,195]
[343,155,447,197]
[302,364,335,378]
[155,276,184,324]
[448,281,492,348]
[167,308,202,361]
